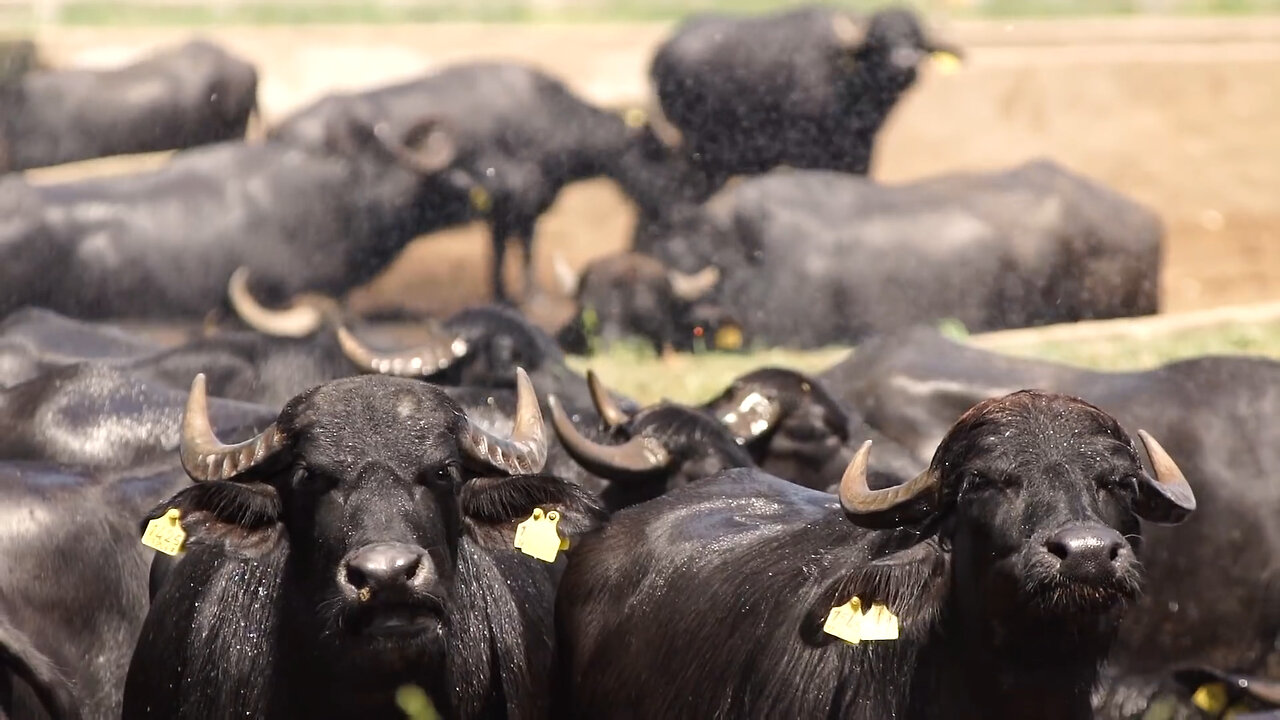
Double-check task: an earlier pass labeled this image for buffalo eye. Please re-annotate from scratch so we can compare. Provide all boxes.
[1097,473,1139,496]
[418,463,462,490]
[962,469,1019,494]
[292,464,338,493]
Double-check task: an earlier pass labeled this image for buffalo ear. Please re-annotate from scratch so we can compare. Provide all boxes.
[800,538,949,647]
[459,474,607,554]
[140,481,283,557]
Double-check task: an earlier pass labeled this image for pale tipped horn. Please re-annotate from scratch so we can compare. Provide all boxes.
[587,370,630,429]
[668,265,720,302]
[1133,430,1196,524]
[227,267,332,338]
[180,373,284,482]
[549,395,670,480]
[552,252,580,297]
[458,367,547,475]
[838,441,941,528]
[336,323,468,377]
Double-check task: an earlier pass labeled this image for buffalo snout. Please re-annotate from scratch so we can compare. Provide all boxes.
[1043,524,1129,583]
[342,542,431,600]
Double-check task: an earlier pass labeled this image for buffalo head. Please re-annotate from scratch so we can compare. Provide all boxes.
[548,371,753,509]
[148,368,602,684]
[702,368,850,487]
[833,7,963,92]
[833,390,1193,653]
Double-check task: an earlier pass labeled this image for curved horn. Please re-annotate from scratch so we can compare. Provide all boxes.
[374,119,456,176]
[458,367,548,475]
[181,373,284,482]
[838,441,941,528]
[1133,430,1196,524]
[587,370,630,429]
[668,265,720,302]
[336,323,468,377]
[227,267,331,338]
[831,12,867,50]
[644,94,684,150]
[549,395,670,480]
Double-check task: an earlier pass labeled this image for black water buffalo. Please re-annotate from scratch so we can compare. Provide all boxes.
[0,40,258,172]
[576,160,1162,349]
[0,460,191,720]
[819,328,1280,718]
[556,390,1196,719]
[123,369,605,718]
[0,104,464,319]
[649,4,961,190]
[0,306,162,387]
[270,61,658,304]
[548,379,755,510]
[0,363,274,470]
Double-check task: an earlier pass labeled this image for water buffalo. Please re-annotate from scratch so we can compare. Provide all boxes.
[270,61,662,304]
[0,306,162,387]
[0,40,258,172]
[819,328,1280,718]
[555,390,1196,719]
[570,161,1162,349]
[0,461,191,720]
[0,104,464,319]
[649,4,961,190]
[123,369,605,718]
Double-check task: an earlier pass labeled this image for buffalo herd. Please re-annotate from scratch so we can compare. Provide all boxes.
[0,4,1276,720]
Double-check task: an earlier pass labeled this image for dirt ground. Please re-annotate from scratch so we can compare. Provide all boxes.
[20,18,1280,326]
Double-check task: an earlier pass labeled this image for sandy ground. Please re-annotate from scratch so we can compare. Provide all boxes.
[17,18,1280,326]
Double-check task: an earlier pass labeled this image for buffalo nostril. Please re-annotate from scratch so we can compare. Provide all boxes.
[1045,526,1126,569]
[344,543,426,595]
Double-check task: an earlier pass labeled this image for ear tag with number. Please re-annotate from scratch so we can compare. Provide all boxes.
[822,596,864,644]
[823,596,901,644]
[141,508,187,556]
[514,508,564,563]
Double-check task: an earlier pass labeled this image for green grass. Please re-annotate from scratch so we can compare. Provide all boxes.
[7,0,1280,27]
[568,320,1280,405]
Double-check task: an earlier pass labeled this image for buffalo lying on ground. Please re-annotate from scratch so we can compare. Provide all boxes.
[819,328,1280,719]
[0,105,464,319]
[271,61,669,304]
[555,390,1195,719]
[573,160,1162,349]
[0,306,162,387]
[0,40,258,172]
[123,370,605,718]
[649,4,960,190]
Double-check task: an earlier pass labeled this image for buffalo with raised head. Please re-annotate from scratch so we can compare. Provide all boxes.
[649,4,961,190]
[0,40,258,172]
[555,390,1195,719]
[573,161,1162,349]
[818,327,1280,719]
[123,369,605,718]
[0,104,464,319]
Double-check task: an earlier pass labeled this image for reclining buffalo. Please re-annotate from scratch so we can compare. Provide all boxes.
[0,40,258,172]
[555,390,1195,719]
[565,160,1163,350]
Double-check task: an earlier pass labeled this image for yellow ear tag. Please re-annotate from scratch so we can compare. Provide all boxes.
[514,508,564,563]
[1191,683,1229,715]
[822,596,864,644]
[714,324,744,351]
[140,508,187,556]
[623,107,648,128]
[469,185,492,214]
[931,51,962,76]
[859,602,900,641]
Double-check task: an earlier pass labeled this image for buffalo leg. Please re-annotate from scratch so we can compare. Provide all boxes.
[516,215,538,302]
[489,214,513,304]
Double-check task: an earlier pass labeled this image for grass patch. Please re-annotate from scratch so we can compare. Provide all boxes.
[569,319,1280,405]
